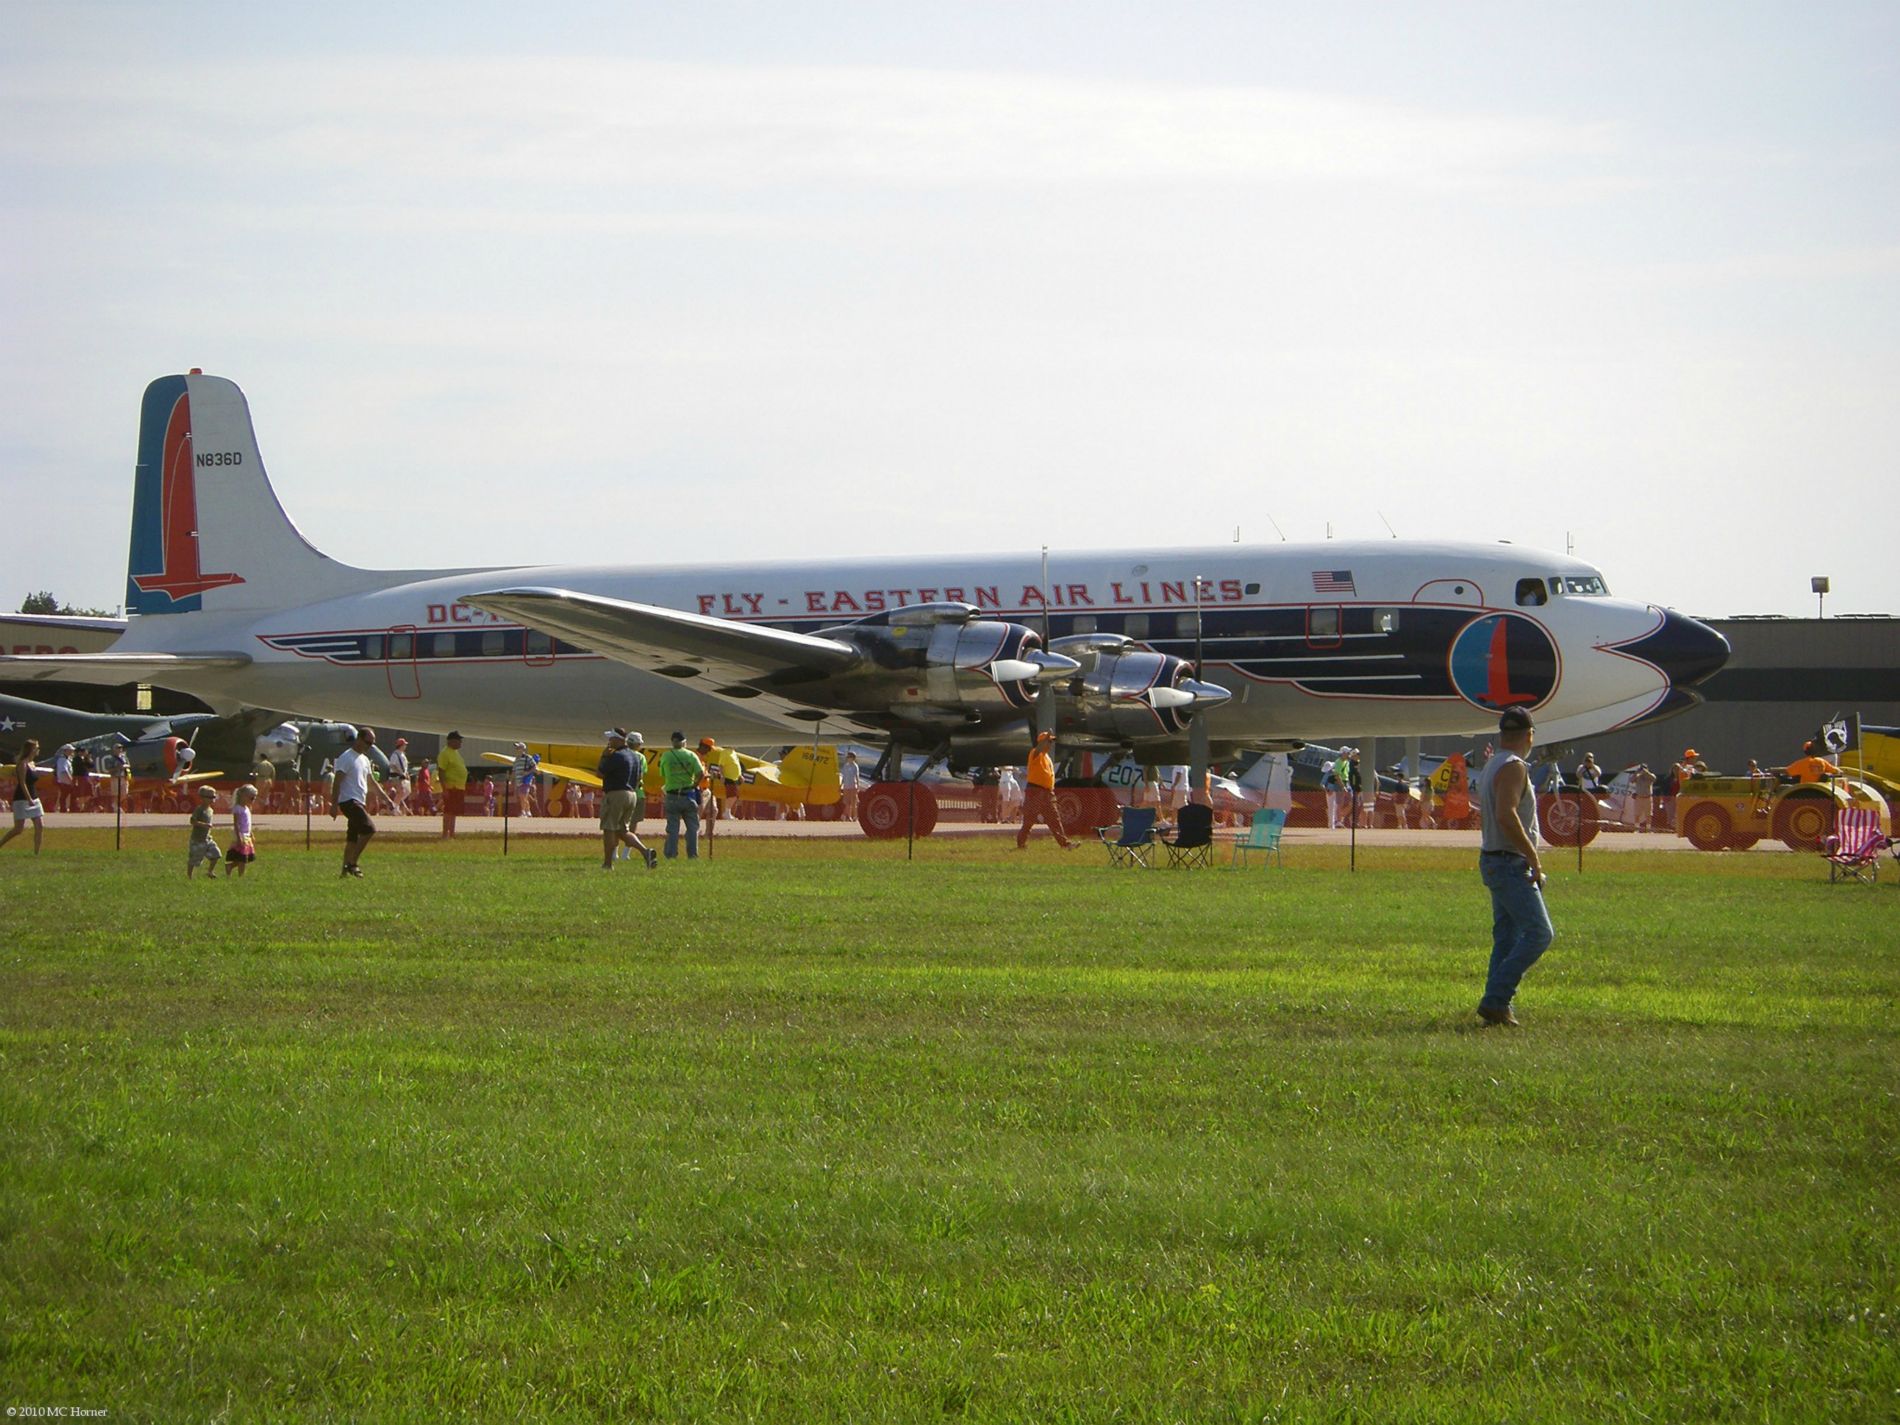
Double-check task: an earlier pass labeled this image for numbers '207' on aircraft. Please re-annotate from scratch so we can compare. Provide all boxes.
[1,372,1730,814]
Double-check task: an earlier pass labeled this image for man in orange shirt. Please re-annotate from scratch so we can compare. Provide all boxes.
[1785,742,1842,784]
[1015,729,1075,850]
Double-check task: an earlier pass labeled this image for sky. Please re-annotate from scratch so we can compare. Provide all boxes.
[3,1,1896,620]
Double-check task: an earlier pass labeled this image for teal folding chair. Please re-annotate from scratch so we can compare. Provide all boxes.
[1232,807,1286,867]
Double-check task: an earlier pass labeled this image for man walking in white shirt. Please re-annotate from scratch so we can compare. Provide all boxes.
[329,727,379,878]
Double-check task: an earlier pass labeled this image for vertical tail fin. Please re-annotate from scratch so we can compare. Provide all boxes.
[125,373,384,616]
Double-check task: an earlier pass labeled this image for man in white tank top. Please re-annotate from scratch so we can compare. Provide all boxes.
[1473,707,1554,1027]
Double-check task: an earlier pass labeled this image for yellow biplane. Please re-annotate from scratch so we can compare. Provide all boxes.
[483,743,842,809]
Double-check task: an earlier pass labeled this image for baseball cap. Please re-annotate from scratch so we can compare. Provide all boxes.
[1498,708,1535,734]
[625,731,644,747]
[512,741,528,751]
[604,727,629,742]
[671,731,686,745]
[446,730,463,740]
[698,736,716,750]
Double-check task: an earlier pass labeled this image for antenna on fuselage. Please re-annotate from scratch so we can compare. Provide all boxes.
[1378,510,1398,538]
[1265,513,1287,542]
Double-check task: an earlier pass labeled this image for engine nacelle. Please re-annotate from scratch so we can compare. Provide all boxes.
[819,604,1079,722]
[1048,634,1232,743]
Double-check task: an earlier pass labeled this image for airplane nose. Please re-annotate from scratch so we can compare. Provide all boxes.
[1622,608,1730,688]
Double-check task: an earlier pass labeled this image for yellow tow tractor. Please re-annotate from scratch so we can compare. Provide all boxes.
[1675,720,1893,852]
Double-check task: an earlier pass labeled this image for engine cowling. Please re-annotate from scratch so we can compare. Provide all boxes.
[1048,634,1232,743]
[818,603,1079,723]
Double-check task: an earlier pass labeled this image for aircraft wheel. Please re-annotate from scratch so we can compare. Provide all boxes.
[1772,791,1834,852]
[1537,791,1599,848]
[1682,803,1732,852]
[858,781,939,839]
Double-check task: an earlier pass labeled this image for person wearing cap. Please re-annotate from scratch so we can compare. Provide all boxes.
[597,729,657,870]
[386,736,412,814]
[437,731,468,837]
[1474,707,1553,1027]
[1015,729,1075,850]
[657,731,705,859]
[1785,741,1842,785]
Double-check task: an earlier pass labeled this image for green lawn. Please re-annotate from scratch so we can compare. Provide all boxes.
[2,833,1895,1421]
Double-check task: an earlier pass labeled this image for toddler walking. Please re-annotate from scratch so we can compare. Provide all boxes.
[225,783,258,877]
[187,785,222,881]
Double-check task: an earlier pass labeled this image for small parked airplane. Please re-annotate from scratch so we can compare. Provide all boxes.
[0,373,1730,830]
[0,691,259,782]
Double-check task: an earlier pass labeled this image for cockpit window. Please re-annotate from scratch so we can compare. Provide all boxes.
[1560,575,1608,596]
[1514,578,1548,608]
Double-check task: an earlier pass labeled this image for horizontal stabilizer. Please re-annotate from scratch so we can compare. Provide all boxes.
[0,652,252,684]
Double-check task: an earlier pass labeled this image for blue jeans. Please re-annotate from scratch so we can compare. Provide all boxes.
[1479,853,1554,1010]
[664,792,699,859]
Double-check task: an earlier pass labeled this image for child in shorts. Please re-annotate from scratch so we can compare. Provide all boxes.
[187,785,222,880]
[225,783,258,877]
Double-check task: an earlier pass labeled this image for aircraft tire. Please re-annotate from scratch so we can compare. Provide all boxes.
[1681,803,1732,852]
[1772,790,1834,852]
[858,781,939,839]
[1536,790,1600,848]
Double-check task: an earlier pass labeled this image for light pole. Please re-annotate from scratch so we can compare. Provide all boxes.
[1812,575,1830,619]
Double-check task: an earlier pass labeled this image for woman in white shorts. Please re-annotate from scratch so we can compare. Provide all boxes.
[3,737,50,855]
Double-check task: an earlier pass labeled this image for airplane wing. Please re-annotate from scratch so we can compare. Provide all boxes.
[0,652,252,683]
[467,586,1222,753]
[465,587,873,732]
[481,751,605,789]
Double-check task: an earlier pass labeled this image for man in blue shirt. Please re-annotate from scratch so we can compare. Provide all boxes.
[597,728,657,870]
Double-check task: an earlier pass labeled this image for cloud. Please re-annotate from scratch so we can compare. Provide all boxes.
[1,58,1622,196]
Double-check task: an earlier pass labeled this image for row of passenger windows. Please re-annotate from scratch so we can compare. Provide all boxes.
[376,629,570,661]
[1045,608,1401,640]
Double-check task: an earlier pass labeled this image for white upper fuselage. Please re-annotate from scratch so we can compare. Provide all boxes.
[110,540,1688,749]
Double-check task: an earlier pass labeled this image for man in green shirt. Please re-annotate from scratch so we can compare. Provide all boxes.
[658,730,705,860]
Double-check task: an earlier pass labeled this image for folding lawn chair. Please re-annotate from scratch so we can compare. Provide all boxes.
[1823,806,1890,884]
[1098,806,1159,868]
[1161,803,1214,869]
[1232,807,1286,868]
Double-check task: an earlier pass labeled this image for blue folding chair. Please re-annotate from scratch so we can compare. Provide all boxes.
[1099,806,1159,868]
[1232,807,1286,867]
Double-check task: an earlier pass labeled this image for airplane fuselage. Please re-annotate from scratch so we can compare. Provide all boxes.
[102,540,1716,751]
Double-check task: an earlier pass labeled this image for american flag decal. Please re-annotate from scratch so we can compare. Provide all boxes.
[1311,570,1356,595]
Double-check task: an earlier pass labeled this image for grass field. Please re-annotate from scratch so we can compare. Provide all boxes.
[2,831,1895,1421]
